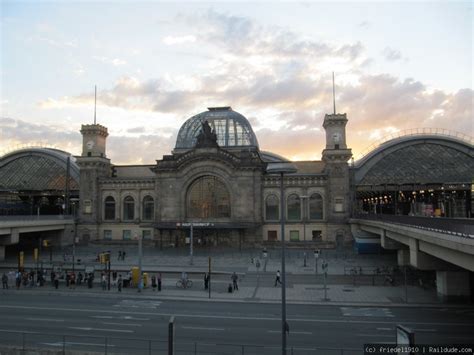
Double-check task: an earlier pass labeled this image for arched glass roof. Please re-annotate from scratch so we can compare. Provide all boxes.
[0,148,79,191]
[175,107,259,150]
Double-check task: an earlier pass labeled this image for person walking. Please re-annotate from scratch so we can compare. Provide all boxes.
[231,272,238,291]
[274,270,282,286]
[101,274,107,290]
[157,272,162,291]
[122,251,126,260]
[54,273,59,289]
[118,251,122,261]
[151,275,157,291]
[204,273,209,290]
[2,273,8,289]
[117,275,123,292]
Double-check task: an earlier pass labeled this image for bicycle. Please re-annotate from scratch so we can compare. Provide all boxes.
[176,279,193,289]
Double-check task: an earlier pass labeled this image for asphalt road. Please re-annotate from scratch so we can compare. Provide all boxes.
[0,293,473,354]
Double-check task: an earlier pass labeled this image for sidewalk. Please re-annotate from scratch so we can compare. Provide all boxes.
[1,244,467,307]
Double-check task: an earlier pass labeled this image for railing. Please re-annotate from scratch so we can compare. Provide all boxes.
[0,215,74,222]
[353,214,474,238]
[0,330,360,354]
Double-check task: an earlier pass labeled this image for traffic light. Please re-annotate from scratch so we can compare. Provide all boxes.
[99,252,110,264]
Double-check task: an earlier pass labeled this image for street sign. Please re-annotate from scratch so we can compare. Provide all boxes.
[177,222,214,227]
[314,249,320,258]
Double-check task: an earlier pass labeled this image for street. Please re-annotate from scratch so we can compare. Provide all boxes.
[0,293,473,354]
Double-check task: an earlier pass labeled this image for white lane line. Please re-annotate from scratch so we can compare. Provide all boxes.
[181,326,225,331]
[413,328,437,332]
[267,330,311,335]
[90,315,150,321]
[101,322,142,327]
[291,331,312,335]
[41,342,115,347]
[26,318,65,322]
[68,327,134,333]
[356,334,393,338]
[0,329,38,334]
[123,316,149,321]
[376,327,392,331]
[1,305,471,327]
[90,316,114,319]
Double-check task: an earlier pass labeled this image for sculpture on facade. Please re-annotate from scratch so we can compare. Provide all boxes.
[195,120,219,148]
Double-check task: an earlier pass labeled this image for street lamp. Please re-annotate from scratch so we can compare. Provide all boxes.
[266,162,297,355]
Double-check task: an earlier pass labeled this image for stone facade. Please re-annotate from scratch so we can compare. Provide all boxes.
[76,107,352,247]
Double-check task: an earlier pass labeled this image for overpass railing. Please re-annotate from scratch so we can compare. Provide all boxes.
[0,215,74,222]
[353,214,474,238]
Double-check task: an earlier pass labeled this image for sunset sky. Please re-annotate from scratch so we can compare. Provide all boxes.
[1,1,472,164]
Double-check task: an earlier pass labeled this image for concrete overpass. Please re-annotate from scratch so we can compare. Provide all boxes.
[350,215,474,301]
[0,216,75,261]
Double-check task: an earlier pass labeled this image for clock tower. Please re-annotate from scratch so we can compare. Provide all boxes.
[76,123,111,241]
[322,113,352,244]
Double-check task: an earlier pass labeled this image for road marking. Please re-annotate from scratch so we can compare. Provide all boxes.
[25,318,64,322]
[0,329,38,334]
[181,326,225,331]
[101,322,142,327]
[41,342,115,347]
[0,305,471,327]
[68,327,134,333]
[291,331,312,335]
[376,327,392,331]
[90,315,150,321]
[267,330,312,335]
[413,328,437,332]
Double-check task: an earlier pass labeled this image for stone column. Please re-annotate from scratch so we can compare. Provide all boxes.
[436,271,470,302]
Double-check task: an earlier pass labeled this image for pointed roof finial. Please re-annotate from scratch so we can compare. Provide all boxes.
[94,85,97,125]
[332,72,336,115]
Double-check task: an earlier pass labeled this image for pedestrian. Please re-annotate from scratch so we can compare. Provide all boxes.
[231,272,238,291]
[157,272,162,291]
[15,271,21,289]
[227,283,233,293]
[101,274,107,290]
[151,275,157,291]
[204,273,209,290]
[77,272,83,286]
[2,273,8,289]
[87,273,93,288]
[122,251,126,260]
[54,274,59,289]
[118,251,122,261]
[117,275,123,292]
[70,272,76,289]
[66,272,70,288]
[274,270,282,286]
[50,271,55,287]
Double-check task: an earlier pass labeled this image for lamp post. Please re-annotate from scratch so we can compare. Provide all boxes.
[266,162,297,355]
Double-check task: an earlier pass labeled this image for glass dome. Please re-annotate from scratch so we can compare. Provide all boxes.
[174,107,259,150]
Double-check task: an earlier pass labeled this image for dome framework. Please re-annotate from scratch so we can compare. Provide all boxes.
[175,107,259,150]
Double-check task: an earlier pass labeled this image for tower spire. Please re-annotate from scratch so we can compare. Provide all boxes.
[332,72,336,115]
[94,85,97,125]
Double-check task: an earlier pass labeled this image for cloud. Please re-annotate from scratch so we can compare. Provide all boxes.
[93,56,127,66]
[163,35,196,45]
[382,47,403,61]
[358,21,370,29]
[29,10,472,163]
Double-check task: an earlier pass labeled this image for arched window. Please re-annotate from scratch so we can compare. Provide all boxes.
[187,176,230,218]
[287,194,301,220]
[309,193,324,220]
[142,195,154,221]
[265,194,279,221]
[123,196,135,220]
[104,196,115,220]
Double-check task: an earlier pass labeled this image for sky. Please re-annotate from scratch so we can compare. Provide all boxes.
[1,0,472,164]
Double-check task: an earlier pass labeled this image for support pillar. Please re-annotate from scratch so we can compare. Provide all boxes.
[397,249,410,266]
[436,271,471,303]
